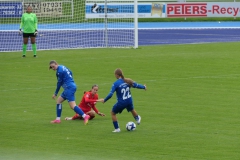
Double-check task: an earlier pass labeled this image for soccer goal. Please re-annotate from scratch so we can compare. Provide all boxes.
[0,0,138,52]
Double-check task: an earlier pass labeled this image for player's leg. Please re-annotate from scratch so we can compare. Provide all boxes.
[67,88,90,125]
[51,96,65,124]
[86,111,96,120]
[30,35,37,57]
[111,104,124,133]
[65,113,80,120]
[111,111,120,133]
[66,111,95,121]
[128,104,141,125]
[22,33,28,57]
[68,101,90,124]
[72,114,81,120]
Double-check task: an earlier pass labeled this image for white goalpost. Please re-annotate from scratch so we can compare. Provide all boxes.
[0,0,138,52]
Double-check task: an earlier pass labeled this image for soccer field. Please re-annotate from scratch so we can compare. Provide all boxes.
[0,42,240,160]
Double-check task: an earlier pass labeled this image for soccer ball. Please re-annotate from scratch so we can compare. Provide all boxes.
[126,121,136,131]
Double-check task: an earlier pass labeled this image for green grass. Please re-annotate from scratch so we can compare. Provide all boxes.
[0,42,240,160]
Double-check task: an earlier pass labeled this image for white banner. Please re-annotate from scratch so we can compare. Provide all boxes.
[85,3,166,18]
[167,2,240,17]
[86,2,240,18]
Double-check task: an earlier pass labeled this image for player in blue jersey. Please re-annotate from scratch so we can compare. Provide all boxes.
[49,60,90,125]
[100,68,147,132]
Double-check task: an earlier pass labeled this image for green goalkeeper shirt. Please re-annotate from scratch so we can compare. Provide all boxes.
[20,13,38,33]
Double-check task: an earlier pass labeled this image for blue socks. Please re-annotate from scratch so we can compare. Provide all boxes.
[56,105,85,119]
[56,104,62,118]
[73,106,84,116]
[113,121,119,129]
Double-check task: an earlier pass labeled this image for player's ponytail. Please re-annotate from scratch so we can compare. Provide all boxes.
[115,68,134,87]
[124,78,134,87]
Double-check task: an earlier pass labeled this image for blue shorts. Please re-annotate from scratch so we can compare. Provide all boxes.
[60,87,76,102]
[112,102,134,114]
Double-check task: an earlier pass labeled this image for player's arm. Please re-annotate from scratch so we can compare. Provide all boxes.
[34,14,38,35]
[92,105,105,116]
[92,95,105,116]
[92,105,99,114]
[20,14,24,29]
[54,72,63,96]
[132,82,147,90]
[84,93,99,103]
[91,95,99,114]
[103,84,116,103]
[19,15,23,35]
[34,14,38,30]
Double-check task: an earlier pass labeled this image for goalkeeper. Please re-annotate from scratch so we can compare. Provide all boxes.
[19,6,38,58]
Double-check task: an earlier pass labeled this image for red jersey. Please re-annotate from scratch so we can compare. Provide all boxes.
[78,91,99,114]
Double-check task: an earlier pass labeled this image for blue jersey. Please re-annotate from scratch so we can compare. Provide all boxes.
[54,65,76,95]
[104,78,145,104]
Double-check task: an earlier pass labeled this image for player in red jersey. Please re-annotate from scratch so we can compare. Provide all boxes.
[65,84,105,120]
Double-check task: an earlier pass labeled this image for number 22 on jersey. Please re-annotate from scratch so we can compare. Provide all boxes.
[121,87,131,100]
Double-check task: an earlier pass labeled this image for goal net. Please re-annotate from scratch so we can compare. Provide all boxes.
[0,0,138,52]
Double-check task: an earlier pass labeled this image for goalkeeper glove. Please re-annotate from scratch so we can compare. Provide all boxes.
[34,30,38,36]
[19,29,22,35]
